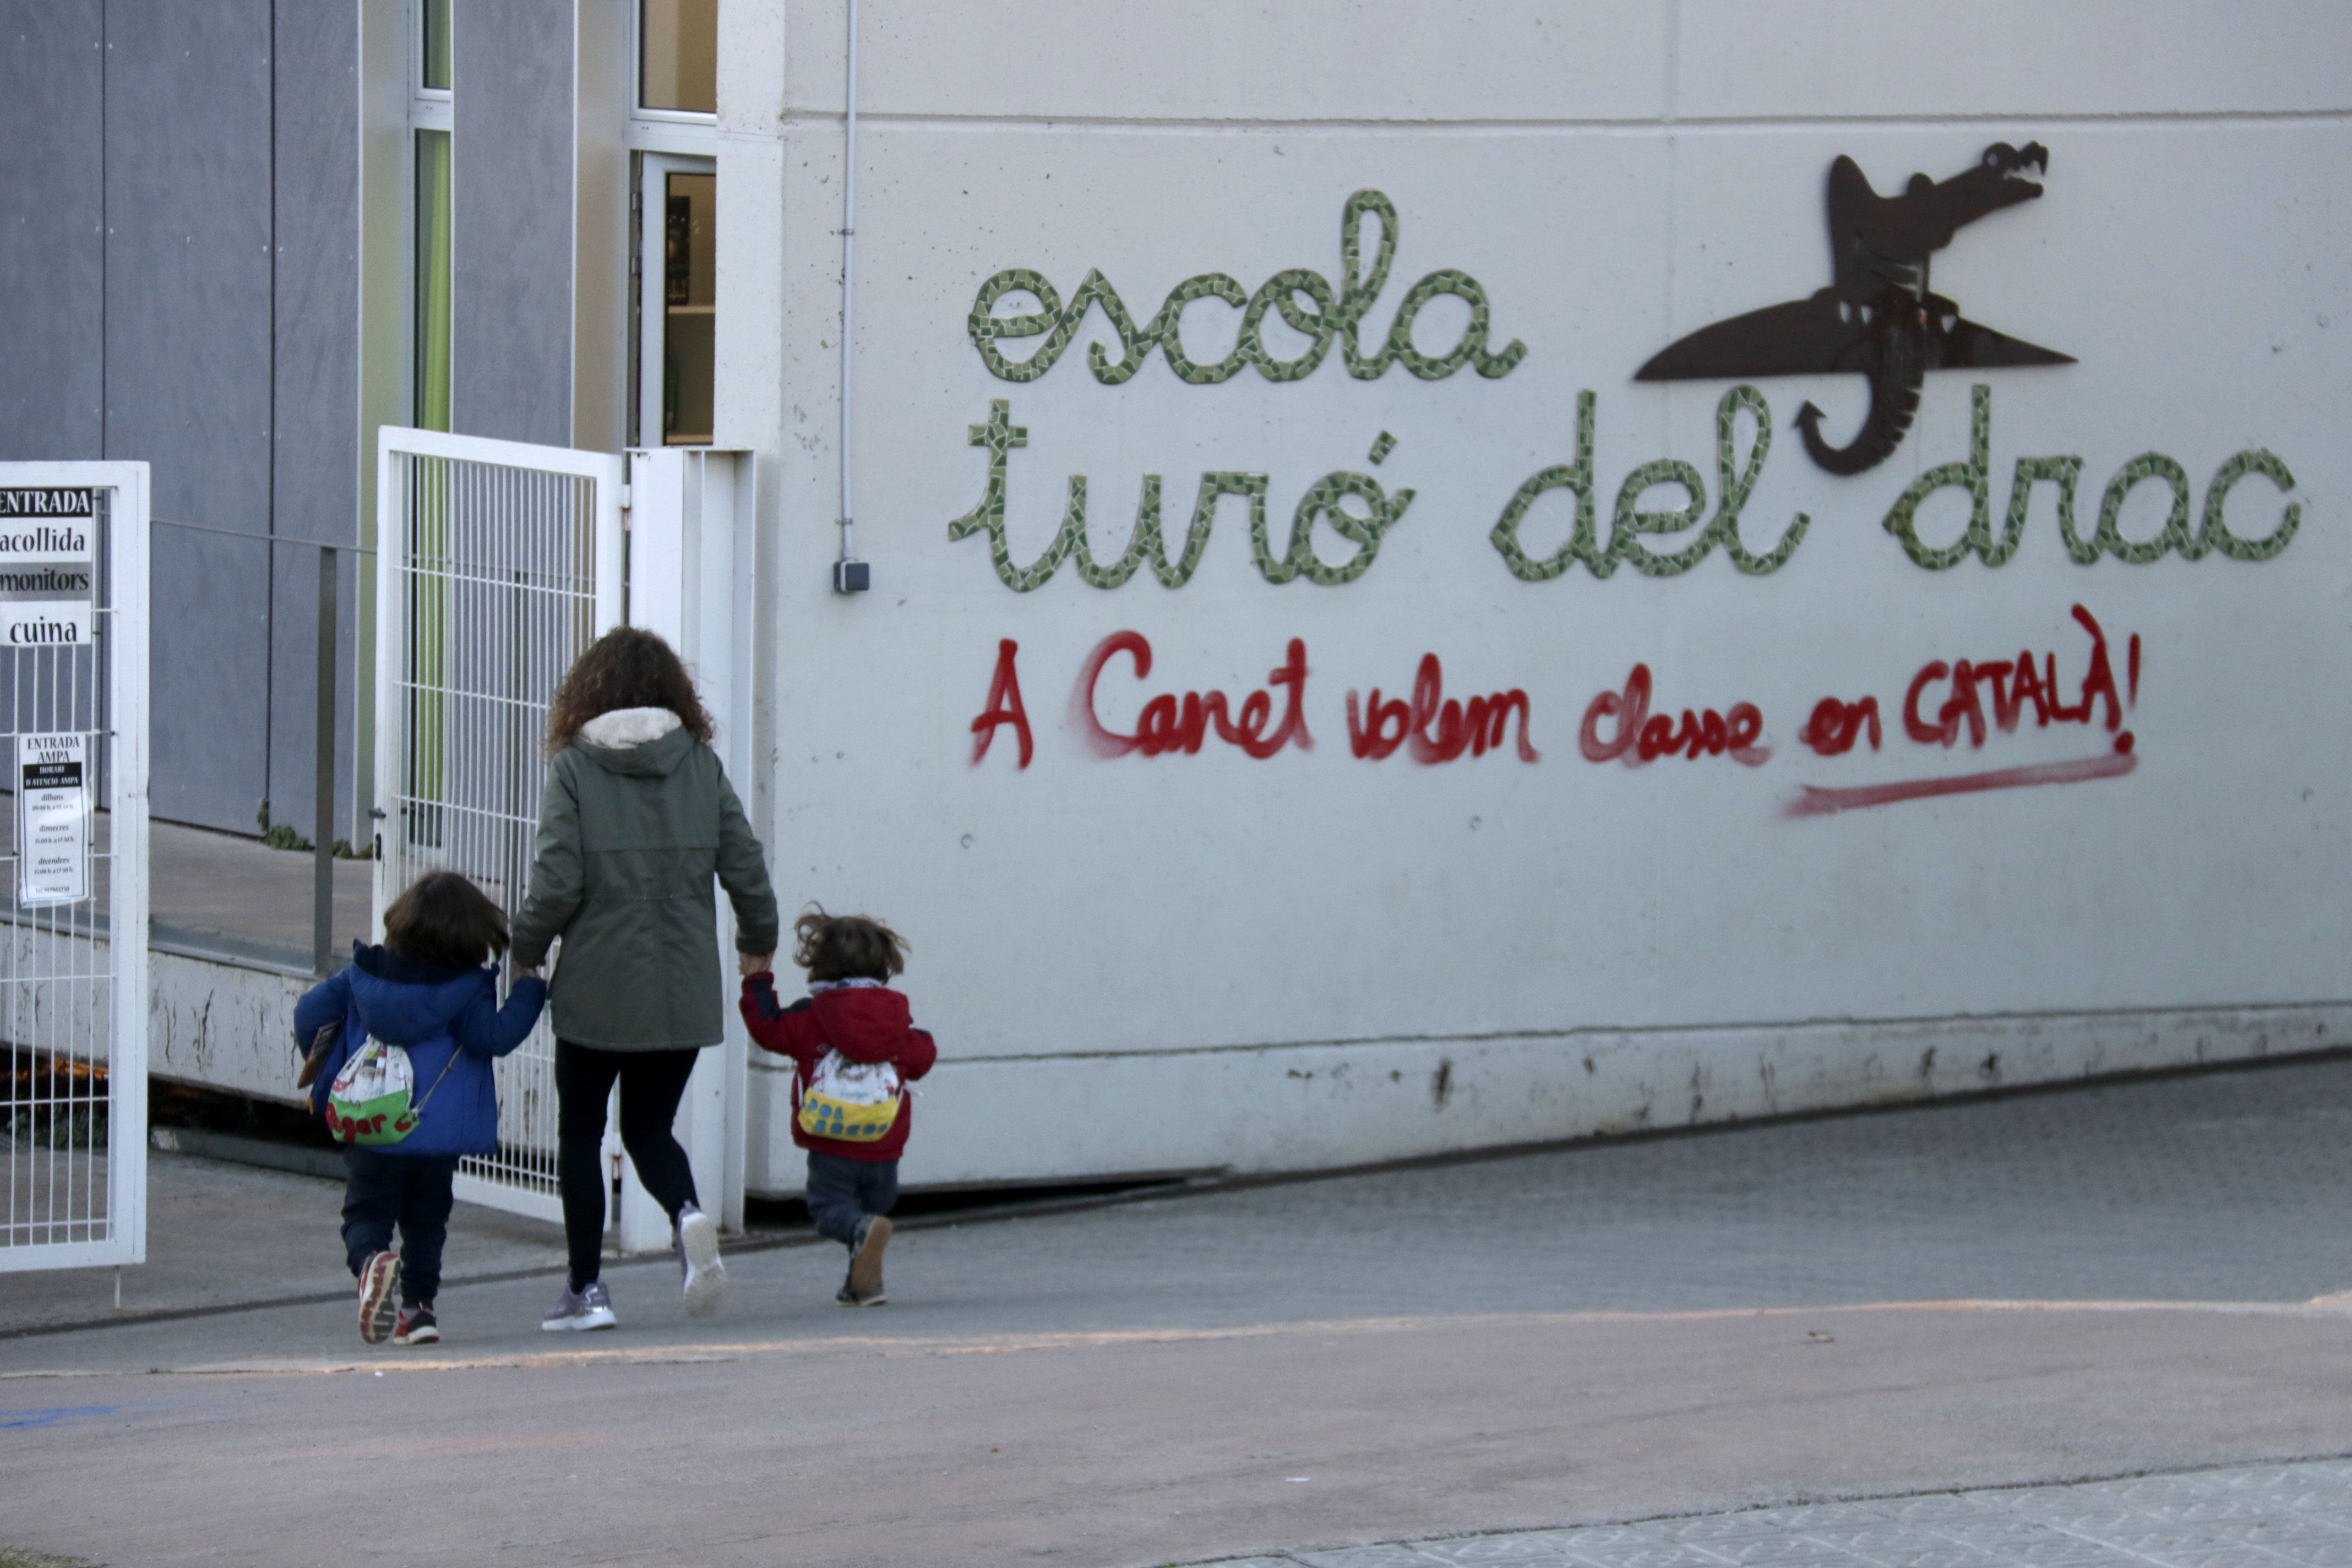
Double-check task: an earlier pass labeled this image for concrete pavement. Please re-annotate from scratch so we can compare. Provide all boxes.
[6,1056,2352,1565]
[145,820,373,970]
[1169,1458,2352,1568]
[0,1149,568,1337]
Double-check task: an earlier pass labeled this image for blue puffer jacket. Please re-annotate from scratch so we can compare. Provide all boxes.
[294,941,547,1158]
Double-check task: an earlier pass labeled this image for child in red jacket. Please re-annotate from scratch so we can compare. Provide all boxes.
[741,910,936,1305]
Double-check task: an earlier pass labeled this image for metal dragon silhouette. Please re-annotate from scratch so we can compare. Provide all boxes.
[1637,142,2072,475]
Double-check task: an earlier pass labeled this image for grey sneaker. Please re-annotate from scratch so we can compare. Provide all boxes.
[676,1204,727,1318]
[541,1280,616,1332]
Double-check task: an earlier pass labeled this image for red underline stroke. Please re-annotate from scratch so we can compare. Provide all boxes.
[1785,752,2137,819]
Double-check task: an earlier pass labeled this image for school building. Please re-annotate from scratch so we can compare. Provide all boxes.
[2,2,2346,1223]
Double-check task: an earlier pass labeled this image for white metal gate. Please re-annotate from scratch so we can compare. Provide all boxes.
[373,429,622,1222]
[0,462,150,1273]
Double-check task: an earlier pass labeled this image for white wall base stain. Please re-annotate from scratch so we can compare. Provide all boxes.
[129,944,2347,1196]
[748,1004,2344,1194]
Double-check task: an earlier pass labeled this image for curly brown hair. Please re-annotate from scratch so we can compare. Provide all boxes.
[545,627,713,753]
[793,907,907,984]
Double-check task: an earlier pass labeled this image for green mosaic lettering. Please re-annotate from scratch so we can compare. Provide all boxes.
[1243,269,1339,383]
[1709,385,1809,575]
[1155,274,1252,385]
[1335,189,1398,380]
[2193,449,2301,562]
[1997,455,2082,566]
[1281,472,1416,585]
[966,190,1518,387]
[1882,384,1992,571]
[1489,391,1598,582]
[1386,269,1526,381]
[2095,453,2193,564]
[1609,460,1711,577]
[967,271,1064,383]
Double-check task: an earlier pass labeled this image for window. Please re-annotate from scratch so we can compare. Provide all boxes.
[632,2,717,446]
[420,0,451,94]
[410,0,452,431]
[640,160,714,444]
[639,0,716,115]
[414,130,451,432]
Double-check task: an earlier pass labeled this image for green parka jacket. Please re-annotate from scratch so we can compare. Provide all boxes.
[510,707,780,1050]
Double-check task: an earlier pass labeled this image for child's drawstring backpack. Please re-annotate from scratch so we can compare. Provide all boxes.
[797,1050,903,1142]
[326,1035,461,1146]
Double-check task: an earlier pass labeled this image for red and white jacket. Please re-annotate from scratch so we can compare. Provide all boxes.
[740,973,937,1161]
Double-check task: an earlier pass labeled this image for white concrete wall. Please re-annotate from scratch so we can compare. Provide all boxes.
[717,1,2352,1190]
[148,950,309,1107]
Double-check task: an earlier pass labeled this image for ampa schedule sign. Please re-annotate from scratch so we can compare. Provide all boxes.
[0,488,95,647]
[18,733,88,907]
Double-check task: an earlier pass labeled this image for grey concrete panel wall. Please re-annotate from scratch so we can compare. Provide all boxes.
[451,0,575,447]
[147,529,273,831]
[271,1,359,551]
[267,1,362,842]
[106,1,275,833]
[0,2,104,460]
[266,549,360,845]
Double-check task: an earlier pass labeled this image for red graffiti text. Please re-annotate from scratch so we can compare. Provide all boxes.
[969,638,1036,769]
[1346,655,1538,763]
[1071,631,1312,759]
[1900,603,2137,755]
[1578,663,1768,767]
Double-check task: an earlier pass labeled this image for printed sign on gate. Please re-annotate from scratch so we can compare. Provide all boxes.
[18,733,89,907]
[0,488,96,649]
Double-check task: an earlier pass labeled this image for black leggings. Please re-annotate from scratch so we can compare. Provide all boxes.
[555,1041,703,1289]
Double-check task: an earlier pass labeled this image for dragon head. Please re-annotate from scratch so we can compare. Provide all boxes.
[1888,141,2048,254]
[1946,141,2049,210]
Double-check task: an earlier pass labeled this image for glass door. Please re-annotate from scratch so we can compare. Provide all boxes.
[638,155,716,447]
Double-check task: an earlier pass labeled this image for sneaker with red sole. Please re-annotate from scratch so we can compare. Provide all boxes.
[357,1251,402,1344]
[393,1303,439,1346]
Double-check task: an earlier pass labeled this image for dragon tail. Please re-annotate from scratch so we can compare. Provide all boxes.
[1794,321,1926,476]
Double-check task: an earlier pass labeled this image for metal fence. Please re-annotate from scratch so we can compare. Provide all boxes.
[374,429,622,1222]
[0,464,150,1273]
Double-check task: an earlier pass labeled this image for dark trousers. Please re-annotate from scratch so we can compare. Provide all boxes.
[805,1151,899,1248]
[341,1147,459,1306]
[555,1041,703,1289]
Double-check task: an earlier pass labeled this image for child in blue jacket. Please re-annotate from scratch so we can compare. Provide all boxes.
[294,871,546,1346]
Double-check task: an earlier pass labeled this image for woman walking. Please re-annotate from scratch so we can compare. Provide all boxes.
[513,628,779,1331]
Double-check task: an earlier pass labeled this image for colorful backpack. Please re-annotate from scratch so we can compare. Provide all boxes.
[797,1050,903,1142]
[325,1036,459,1147]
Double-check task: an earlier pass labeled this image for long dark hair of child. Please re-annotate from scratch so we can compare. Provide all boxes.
[793,908,907,984]
[383,871,512,970]
[543,627,714,754]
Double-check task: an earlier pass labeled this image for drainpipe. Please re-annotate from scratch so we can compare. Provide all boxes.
[831,0,869,592]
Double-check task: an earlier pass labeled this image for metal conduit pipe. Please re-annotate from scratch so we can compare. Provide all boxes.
[831,0,869,592]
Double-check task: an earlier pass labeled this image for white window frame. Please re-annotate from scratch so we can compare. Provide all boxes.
[638,151,718,449]
[629,0,717,155]
[409,0,452,127]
